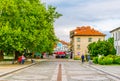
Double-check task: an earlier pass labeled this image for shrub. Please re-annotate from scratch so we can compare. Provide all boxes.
[65,54,69,58]
[93,55,120,65]
[3,59,13,61]
[90,55,94,60]
[98,56,105,65]
[103,57,113,65]
[93,57,98,64]
[74,55,80,60]
[107,55,115,58]
[114,56,120,64]
[112,55,117,64]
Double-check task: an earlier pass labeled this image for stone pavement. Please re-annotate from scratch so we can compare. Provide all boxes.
[88,63,120,79]
[0,59,120,80]
[0,59,47,77]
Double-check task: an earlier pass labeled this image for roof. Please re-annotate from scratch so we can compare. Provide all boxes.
[110,27,120,33]
[59,40,70,46]
[54,40,70,48]
[71,26,106,36]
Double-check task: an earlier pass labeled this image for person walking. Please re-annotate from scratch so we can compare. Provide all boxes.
[81,54,84,63]
[87,54,90,62]
[18,56,22,64]
[70,51,73,59]
[21,54,26,64]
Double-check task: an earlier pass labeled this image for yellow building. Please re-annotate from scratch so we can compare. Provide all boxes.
[70,26,106,58]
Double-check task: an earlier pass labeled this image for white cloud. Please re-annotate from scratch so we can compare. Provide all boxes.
[90,19,120,31]
[41,0,64,5]
[54,26,74,42]
[41,0,120,42]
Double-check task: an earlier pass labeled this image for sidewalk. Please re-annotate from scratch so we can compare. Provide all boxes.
[86,63,120,79]
[0,59,47,77]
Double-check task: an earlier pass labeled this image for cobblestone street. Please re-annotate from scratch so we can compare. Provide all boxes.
[0,60,120,81]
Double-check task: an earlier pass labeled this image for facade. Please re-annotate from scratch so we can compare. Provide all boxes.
[54,40,70,53]
[110,27,120,55]
[70,26,106,58]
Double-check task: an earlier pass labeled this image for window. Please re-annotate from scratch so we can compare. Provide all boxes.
[88,38,92,42]
[57,42,62,47]
[113,33,114,37]
[115,32,117,40]
[98,38,101,41]
[118,31,120,40]
[118,46,120,54]
[77,45,80,49]
[77,38,80,42]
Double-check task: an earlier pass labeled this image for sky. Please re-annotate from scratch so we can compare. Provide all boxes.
[41,0,120,42]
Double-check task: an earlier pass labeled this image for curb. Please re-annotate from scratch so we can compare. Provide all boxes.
[0,59,47,77]
[88,64,120,80]
[0,63,36,77]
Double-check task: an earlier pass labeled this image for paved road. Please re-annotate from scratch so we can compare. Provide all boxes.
[63,62,119,81]
[0,60,120,81]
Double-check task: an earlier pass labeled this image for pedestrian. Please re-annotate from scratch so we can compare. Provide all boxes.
[21,54,26,64]
[18,56,22,64]
[87,54,90,62]
[70,51,73,59]
[81,54,84,63]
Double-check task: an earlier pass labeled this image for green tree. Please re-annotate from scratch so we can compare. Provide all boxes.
[107,37,116,55]
[88,37,116,57]
[0,0,62,60]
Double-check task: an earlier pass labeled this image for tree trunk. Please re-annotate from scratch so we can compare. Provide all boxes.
[0,50,4,61]
[14,51,20,60]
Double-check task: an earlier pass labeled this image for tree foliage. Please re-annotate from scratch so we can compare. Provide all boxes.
[0,0,62,56]
[88,37,116,56]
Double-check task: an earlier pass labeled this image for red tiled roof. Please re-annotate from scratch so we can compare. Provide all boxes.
[71,26,106,36]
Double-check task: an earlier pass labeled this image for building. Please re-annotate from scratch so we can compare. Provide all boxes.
[54,40,70,53]
[110,27,120,55]
[53,40,70,58]
[70,26,106,58]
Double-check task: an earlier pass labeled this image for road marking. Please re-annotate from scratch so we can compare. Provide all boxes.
[57,64,62,81]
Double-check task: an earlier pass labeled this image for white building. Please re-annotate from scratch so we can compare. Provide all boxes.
[110,27,120,55]
[54,40,70,52]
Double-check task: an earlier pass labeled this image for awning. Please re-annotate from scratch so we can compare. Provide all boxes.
[54,51,66,55]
